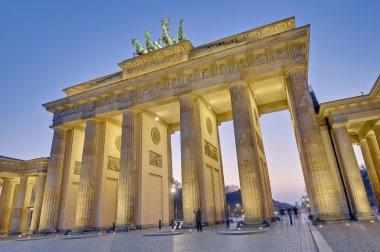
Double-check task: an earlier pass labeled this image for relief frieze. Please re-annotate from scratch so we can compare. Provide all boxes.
[53,44,305,124]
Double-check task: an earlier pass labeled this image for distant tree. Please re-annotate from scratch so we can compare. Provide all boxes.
[225,184,240,193]
[359,165,375,206]
[173,179,182,189]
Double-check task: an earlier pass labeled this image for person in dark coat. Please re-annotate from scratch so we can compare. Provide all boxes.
[195,208,202,232]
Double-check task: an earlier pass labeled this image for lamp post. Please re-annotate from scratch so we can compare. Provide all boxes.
[171,185,177,222]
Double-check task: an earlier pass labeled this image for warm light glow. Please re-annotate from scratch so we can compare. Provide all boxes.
[155,116,159,121]
[171,187,176,193]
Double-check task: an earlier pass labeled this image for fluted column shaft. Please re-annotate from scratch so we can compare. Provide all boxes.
[230,83,265,223]
[167,132,174,222]
[76,119,100,230]
[29,174,46,232]
[0,179,16,233]
[286,68,344,219]
[180,96,201,225]
[9,175,28,233]
[39,128,67,232]
[117,111,138,227]
[367,134,380,181]
[333,126,372,217]
[373,128,380,147]
[360,139,380,208]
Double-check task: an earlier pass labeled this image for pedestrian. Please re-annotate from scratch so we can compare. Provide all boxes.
[293,206,298,218]
[195,208,202,232]
[287,208,293,225]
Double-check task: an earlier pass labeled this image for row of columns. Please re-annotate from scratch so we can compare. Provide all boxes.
[0,174,46,234]
[37,67,377,231]
[359,128,380,210]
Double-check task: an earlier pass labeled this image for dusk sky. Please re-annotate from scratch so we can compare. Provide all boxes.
[0,0,379,204]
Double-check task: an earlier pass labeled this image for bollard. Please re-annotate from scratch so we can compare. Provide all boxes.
[159,219,162,229]
[113,222,115,231]
[289,213,293,225]
[171,219,174,229]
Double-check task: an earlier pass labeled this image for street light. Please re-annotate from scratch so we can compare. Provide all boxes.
[171,185,177,222]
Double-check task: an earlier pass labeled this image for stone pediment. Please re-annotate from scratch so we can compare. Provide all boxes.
[118,40,193,80]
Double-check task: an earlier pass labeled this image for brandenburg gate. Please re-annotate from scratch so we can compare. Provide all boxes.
[1,17,380,234]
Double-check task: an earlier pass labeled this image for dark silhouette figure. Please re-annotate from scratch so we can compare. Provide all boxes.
[293,206,298,218]
[287,208,293,225]
[195,208,202,232]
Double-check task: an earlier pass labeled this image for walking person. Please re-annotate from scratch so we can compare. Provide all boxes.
[287,208,293,225]
[195,208,202,232]
[293,206,298,218]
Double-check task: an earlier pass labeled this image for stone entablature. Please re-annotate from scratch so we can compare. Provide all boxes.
[0,156,49,175]
[319,76,380,126]
[60,17,296,98]
[119,41,193,80]
[45,27,309,126]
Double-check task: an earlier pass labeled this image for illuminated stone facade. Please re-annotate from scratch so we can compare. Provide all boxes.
[1,17,379,234]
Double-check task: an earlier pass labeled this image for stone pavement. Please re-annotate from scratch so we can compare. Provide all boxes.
[0,216,317,252]
[318,220,380,252]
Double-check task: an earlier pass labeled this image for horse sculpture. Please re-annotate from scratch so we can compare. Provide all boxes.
[159,17,176,46]
[145,32,161,52]
[132,38,147,56]
[131,18,186,57]
[177,19,186,42]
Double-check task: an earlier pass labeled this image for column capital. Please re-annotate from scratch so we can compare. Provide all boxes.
[179,93,199,101]
[284,66,308,78]
[359,138,368,144]
[228,81,248,90]
[83,117,103,124]
[332,121,348,129]
[372,124,380,130]
[49,125,69,132]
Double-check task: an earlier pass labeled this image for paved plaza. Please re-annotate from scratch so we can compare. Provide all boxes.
[1,215,380,251]
[318,220,380,252]
[0,216,316,252]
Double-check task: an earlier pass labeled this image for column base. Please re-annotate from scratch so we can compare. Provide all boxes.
[243,217,264,225]
[7,231,22,235]
[37,228,57,234]
[315,213,349,222]
[355,214,375,221]
[114,224,136,231]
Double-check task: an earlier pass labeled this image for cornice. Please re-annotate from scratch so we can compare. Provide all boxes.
[43,27,309,116]
[319,75,380,116]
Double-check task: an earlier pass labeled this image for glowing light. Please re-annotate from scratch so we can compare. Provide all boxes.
[155,116,159,121]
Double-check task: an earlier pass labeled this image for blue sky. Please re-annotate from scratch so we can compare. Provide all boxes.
[0,0,379,203]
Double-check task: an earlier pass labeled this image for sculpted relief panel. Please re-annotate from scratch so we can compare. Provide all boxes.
[52,44,306,125]
[204,140,218,161]
[149,151,162,168]
[107,156,120,172]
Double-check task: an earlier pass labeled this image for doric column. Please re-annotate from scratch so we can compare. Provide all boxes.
[180,95,201,225]
[373,127,380,146]
[229,82,265,224]
[39,127,68,232]
[360,139,380,209]
[367,133,380,187]
[117,111,139,228]
[167,131,174,223]
[8,175,28,234]
[76,119,101,230]
[29,174,46,232]
[286,68,344,220]
[0,179,16,233]
[215,124,227,220]
[333,126,372,218]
